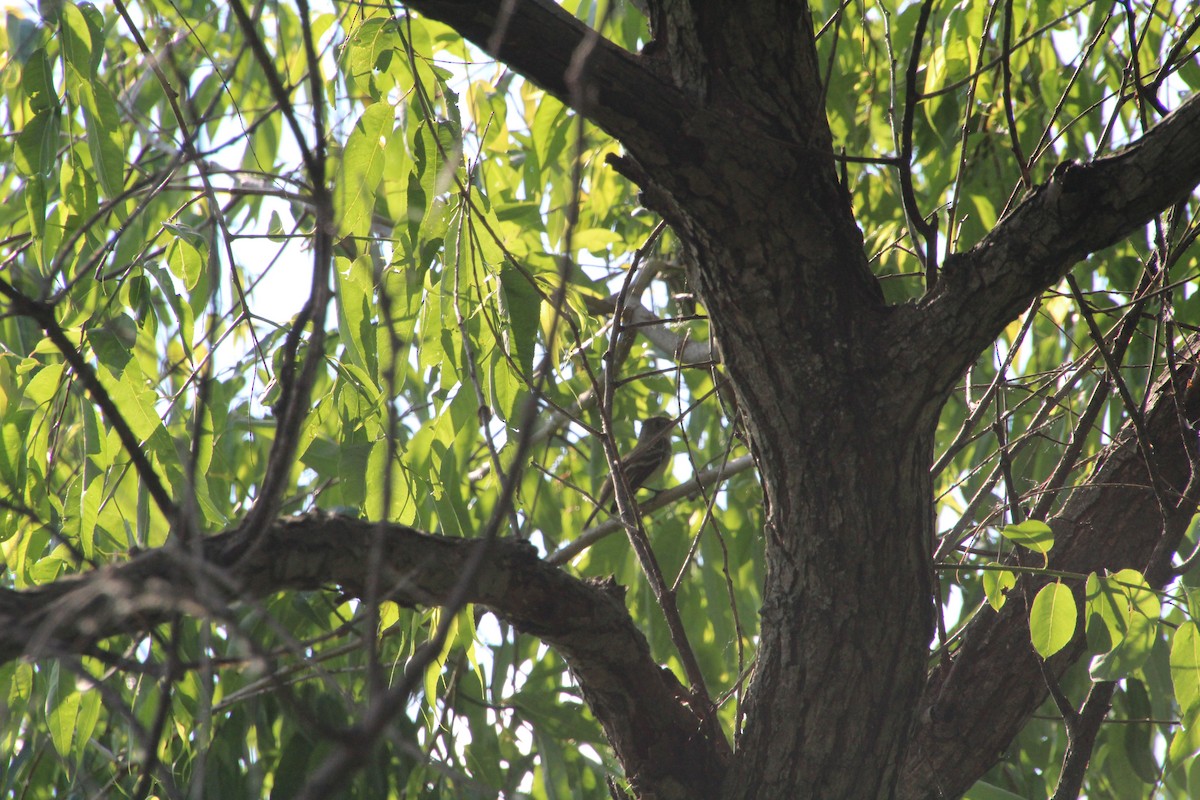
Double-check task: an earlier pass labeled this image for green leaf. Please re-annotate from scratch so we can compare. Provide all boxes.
[15,109,59,176]
[146,262,196,349]
[534,727,571,800]
[489,348,521,423]
[423,610,458,706]
[1089,609,1158,682]
[167,236,204,291]
[982,565,1016,611]
[73,70,126,198]
[270,732,316,800]
[498,264,539,378]
[1111,569,1160,619]
[333,255,375,374]
[78,473,102,559]
[21,47,58,113]
[24,174,49,256]
[1167,705,1200,772]
[924,45,947,96]
[1085,571,1132,651]
[76,2,106,75]
[1172,621,1200,718]
[571,228,623,254]
[963,780,1029,800]
[1029,581,1076,658]
[73,683,101,763]
[58,2,94,75]
[335,102,393,239]
[1121,679,1160,783]
[7,662,33,707]
[46,678,80,758]
[365,437,414,523]
[999,520,1055,555]
[25,362,65,406]
[1086,570,1159,667]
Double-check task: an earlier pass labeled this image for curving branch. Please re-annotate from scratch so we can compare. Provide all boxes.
[0,513,728,799]
[898,342,1200,799]
[400,0,694,164]
[898,92,1200,395]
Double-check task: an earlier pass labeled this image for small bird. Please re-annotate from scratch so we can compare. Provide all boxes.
[585,416,675,527]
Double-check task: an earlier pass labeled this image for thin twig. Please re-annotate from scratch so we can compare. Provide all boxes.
[0,279,178,520]
[898,0,939,287]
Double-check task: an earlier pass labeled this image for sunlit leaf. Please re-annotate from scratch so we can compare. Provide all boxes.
[72,71,126,198]
[336,102,393,239]
[47,674,80,759]
[999,520,1054,555]
[14,109,59,178]
[1030,581,1076,658]
[982,566,1016,611]
[1172,622,1200,719]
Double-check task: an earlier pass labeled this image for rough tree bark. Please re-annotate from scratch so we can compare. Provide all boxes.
[4,2,1200,799]
[395,1,1200,797]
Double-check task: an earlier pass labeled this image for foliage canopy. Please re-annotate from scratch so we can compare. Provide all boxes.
[0,0,1199,798]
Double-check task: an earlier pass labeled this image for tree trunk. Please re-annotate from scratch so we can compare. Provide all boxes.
[725,413,936,798]
[632,112,942,793]
[6,2,1199,799]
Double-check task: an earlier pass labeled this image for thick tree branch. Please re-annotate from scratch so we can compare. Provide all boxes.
[0,514,727,799]
[898,92,1200,395]
[400,0,694,164]
[898,345,1200,800]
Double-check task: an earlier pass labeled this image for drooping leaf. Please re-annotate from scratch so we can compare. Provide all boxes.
[999,520,1055,555]
[335,102,393,240]
[1030,581,1077,658]
[1172,621,1200,719]
[982,566,1016,611]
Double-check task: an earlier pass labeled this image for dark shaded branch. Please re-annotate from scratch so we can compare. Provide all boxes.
[1000,0,1031,188]
[899,0,939,285]
[898,342,1200,800]
[1050,681,1116,800]
[227,0,316,174]
[400,0,695,163]
[226,0,335,549]
[899,92,1200,395]
[0,513,727,800]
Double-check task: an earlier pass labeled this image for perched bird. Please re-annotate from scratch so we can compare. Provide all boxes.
[585,416,675,527]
